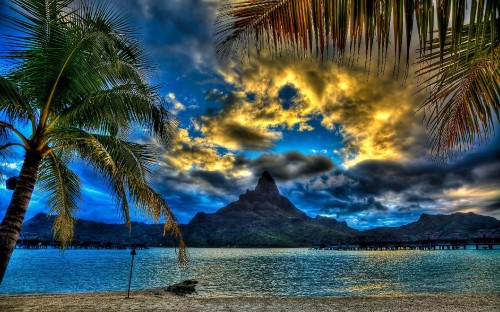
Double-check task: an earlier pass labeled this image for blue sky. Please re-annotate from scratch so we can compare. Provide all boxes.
[1,0,499,230]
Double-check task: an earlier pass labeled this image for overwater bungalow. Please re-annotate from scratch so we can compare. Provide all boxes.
[16,235,149,250]
[415,232,468,250]
[472,229,500,249]
[314,231,475,251]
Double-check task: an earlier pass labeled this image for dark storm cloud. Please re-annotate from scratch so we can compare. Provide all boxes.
[345,159,448,196]
[483,200,500,213]
[321,197,389,216]
[159,150,336,207]
[348,134,500,198]
[244,151,335,181]
[187,170,244,195]
[395,204,422,212]
[199,88,293,150]
[203,89,278,150]
[150,169,250,222]
[293,137,500,223]
[177,171,243,197]
[404,194,435,204]
[204,88,243,110]
[203,121,278,150]
[323,139,499,200]
[122,0,219,73]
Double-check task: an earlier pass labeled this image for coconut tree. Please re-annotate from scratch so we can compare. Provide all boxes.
[214,0,499,159]
[0,0,186,285]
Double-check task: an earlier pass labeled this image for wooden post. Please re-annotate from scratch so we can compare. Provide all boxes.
[127,247,137,299]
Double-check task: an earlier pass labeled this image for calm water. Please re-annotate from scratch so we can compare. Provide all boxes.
[1,248,499,296]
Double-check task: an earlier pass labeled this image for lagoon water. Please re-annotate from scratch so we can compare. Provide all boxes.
[1,248,499,296]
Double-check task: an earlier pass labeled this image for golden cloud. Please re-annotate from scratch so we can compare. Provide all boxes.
[164,54,430,174]
[442,185,500,215]
[163,128,249,177]
[200,89,313,150]
[216,55,428,166]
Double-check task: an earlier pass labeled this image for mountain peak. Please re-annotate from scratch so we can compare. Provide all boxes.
[255,171,280,196]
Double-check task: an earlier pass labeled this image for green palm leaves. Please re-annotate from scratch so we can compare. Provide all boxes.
[417,1,499,159]
[38,152,81,246]
[215,0,500,159]
[215,0,419,65]
[0,0,186,263]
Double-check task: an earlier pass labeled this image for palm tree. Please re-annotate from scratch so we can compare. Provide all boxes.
[0,0,186,285]
[214,0,499,159]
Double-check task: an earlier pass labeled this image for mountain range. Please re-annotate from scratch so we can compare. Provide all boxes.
[20,171,500,247]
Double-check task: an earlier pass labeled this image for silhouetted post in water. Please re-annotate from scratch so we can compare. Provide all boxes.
[127,245,137,299]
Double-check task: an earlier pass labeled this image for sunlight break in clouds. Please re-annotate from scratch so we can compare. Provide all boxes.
[215,54,428,167]
[163,128,251,178]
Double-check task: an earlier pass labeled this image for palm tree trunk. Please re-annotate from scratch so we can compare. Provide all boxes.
[0,150,42,285]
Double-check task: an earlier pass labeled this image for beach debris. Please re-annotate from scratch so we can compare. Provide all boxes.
[164,280,198,295]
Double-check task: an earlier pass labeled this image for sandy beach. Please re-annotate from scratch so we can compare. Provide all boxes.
[1,290,499,312]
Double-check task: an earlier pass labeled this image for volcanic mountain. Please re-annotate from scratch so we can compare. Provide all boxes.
[19,172,500,247]
[360,211,500,238]
[182,171,358,247]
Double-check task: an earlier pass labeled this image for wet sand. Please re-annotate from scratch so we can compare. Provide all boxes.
[1,290,499,312]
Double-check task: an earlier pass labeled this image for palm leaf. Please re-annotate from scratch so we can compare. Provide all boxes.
[417,15,499,159]
[3,0,75,109]
[214,0,489,66]
[56,83,178,145]
[38,151,82,247]
[1,0,186,264]
[0,76,35,128]
[216,0,499,157]
[44,127,187,263]
[215,0,429,69]
[123,174,188,265]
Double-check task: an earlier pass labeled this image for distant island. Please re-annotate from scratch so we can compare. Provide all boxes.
[20,172,500,248]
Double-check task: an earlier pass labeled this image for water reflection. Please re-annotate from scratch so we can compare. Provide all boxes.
[2,248,499,296]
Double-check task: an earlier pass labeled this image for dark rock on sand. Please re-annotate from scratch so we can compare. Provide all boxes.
[165,280,198,295]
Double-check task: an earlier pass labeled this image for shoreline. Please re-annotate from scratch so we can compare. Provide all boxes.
[1,290,499,312]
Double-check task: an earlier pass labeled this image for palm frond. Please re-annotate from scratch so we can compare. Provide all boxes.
[216,0,499,158]
[2,0,186,264]
[45,128,133,226]
[44,127,187,263]
[123,174,188,265]
[215,0,439,69]
[38,151,82,248]
[3,0,177,144]
[56,83,178,145]
[0,76,35,128]
[417,15,499,159]
[0,123,8,141]
[3,0,75,108]
[215,1,498,68]
[3,0,157,129]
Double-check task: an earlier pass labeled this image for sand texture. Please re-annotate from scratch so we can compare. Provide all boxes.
[1,290,499,312]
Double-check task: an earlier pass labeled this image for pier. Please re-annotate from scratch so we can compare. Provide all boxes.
[310,229,500,251]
